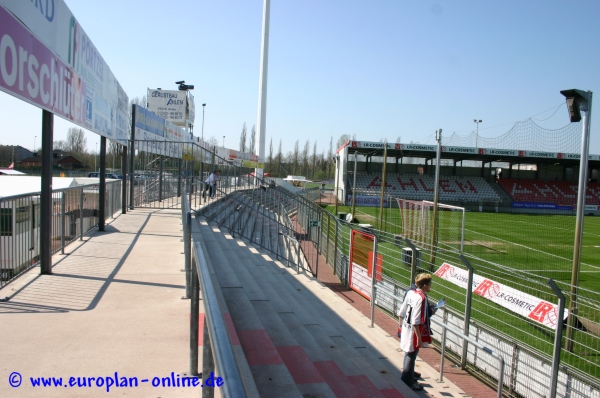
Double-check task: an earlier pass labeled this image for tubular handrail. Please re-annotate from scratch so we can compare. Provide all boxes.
[429,315,505,398]
[192,241,247,398]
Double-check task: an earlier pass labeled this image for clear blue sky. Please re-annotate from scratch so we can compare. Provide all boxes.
[1,0,599,156]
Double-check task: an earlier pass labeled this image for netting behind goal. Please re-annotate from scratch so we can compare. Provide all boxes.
[396,198,465,254]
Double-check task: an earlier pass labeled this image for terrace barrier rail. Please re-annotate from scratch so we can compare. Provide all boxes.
[1,180,122,289]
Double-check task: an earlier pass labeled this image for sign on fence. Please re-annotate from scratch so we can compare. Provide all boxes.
[435,262,567,330]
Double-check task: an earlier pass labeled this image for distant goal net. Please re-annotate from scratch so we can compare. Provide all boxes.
[396,199,465,254]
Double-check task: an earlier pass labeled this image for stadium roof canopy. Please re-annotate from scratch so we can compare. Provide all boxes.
[341,141,600,168]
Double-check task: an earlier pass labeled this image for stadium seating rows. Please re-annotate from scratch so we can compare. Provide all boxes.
[497,178,600,205]
[350,173,501,202]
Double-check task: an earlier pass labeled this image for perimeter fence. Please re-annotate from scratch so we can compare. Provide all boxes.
[288,187,600,398]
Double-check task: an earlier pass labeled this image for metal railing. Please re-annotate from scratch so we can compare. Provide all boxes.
[183,190,251,398]
[1,180,122,288]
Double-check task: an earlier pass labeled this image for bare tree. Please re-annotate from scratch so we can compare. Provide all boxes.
[239,123,247,153]
[302,140,310,177]
[267,138,273,174]
[207,136,219,147]
[277,139,282,176]
[328,136,333,178]
[336,134,350,150]
[249,124,256,155]
[312,141,317,179]
[292,140,299,175]
[53,140,67,151]
[66,128,87,154]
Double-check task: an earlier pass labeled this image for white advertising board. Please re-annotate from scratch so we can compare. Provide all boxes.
[435,262,567,330]
[0,1,129,144]
[147,89,188,126]
[133,105,183,158]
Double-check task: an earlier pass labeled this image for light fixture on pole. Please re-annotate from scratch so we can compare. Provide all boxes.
[560,89,593,356]
[34,136,37,153]
[473,119,482,147]
[202,103,206,141]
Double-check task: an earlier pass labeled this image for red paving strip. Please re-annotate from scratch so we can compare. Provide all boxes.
[313,361,362,398]
[223,312,241,345]
[238,329,284,366]
[199,313,205,346]
[348,374,387,398]
[291,216,499,398]
[277,346,325,384]
[380,388,406,398]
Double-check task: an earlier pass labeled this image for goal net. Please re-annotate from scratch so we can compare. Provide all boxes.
[396,199,465,254]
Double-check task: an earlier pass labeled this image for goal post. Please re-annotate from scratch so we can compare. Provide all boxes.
[396,198,465,254]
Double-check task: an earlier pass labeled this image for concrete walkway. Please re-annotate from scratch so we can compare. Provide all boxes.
[0,208,200,398]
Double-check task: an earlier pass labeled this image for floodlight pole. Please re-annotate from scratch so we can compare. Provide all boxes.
[565,91,593,351]
[429,129,442,267]
[255,0,271,181]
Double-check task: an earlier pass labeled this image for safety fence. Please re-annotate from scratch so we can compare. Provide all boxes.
[0,180,122,288]
[288,187,600,398]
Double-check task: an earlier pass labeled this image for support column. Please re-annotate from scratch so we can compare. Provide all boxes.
[122,145,127,214]
[40,110,54,274]
[99,136,107,231]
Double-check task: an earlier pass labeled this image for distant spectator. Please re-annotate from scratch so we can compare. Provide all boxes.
[203,170,220,198]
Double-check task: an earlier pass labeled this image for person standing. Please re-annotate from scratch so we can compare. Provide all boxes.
[397,273,435,391]
[203,170,220,198]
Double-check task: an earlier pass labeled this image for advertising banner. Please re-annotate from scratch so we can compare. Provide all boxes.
[0,1,129,144]
[511,202,573,210]
[133,105,182,158]
[348,229,381,300]
[147,89,187,126]
[347,195,390,207]
[435,262,567,329]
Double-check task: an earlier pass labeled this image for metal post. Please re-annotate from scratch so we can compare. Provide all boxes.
[190,255,199,375]
[129,135,135,210]
[429,129,442,266]
[548,279,566,398]
[459,253,474,369]
[177,158,183,198]
[122,145,127,214]
[370,236,378,328]
[333,219,339,277]
[40,109,53,274]
[404,238,418,285]
[202,317,215,398]
[99,136,107,231]
[351,151,358,218]
[158,155,164,202]
[315,211,320,278]
[438,308,448,382]
[185,210,192,299]
[566,92,593,350]
[79,188,84,241]
[378,145,387,231]
[61,195,65,255]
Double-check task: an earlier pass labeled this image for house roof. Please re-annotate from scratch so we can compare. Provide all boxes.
[0,176,78,199]
[0,169,26,175]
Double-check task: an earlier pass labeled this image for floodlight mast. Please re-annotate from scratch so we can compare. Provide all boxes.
[560,89,593,353]
[429,129,442,266]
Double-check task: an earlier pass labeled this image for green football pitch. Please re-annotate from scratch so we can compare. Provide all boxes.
[326,204,600,292]
[323,204,600,375]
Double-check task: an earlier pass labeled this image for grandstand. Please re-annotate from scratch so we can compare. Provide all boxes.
[335,140,600,213]
[357,173,501,202]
